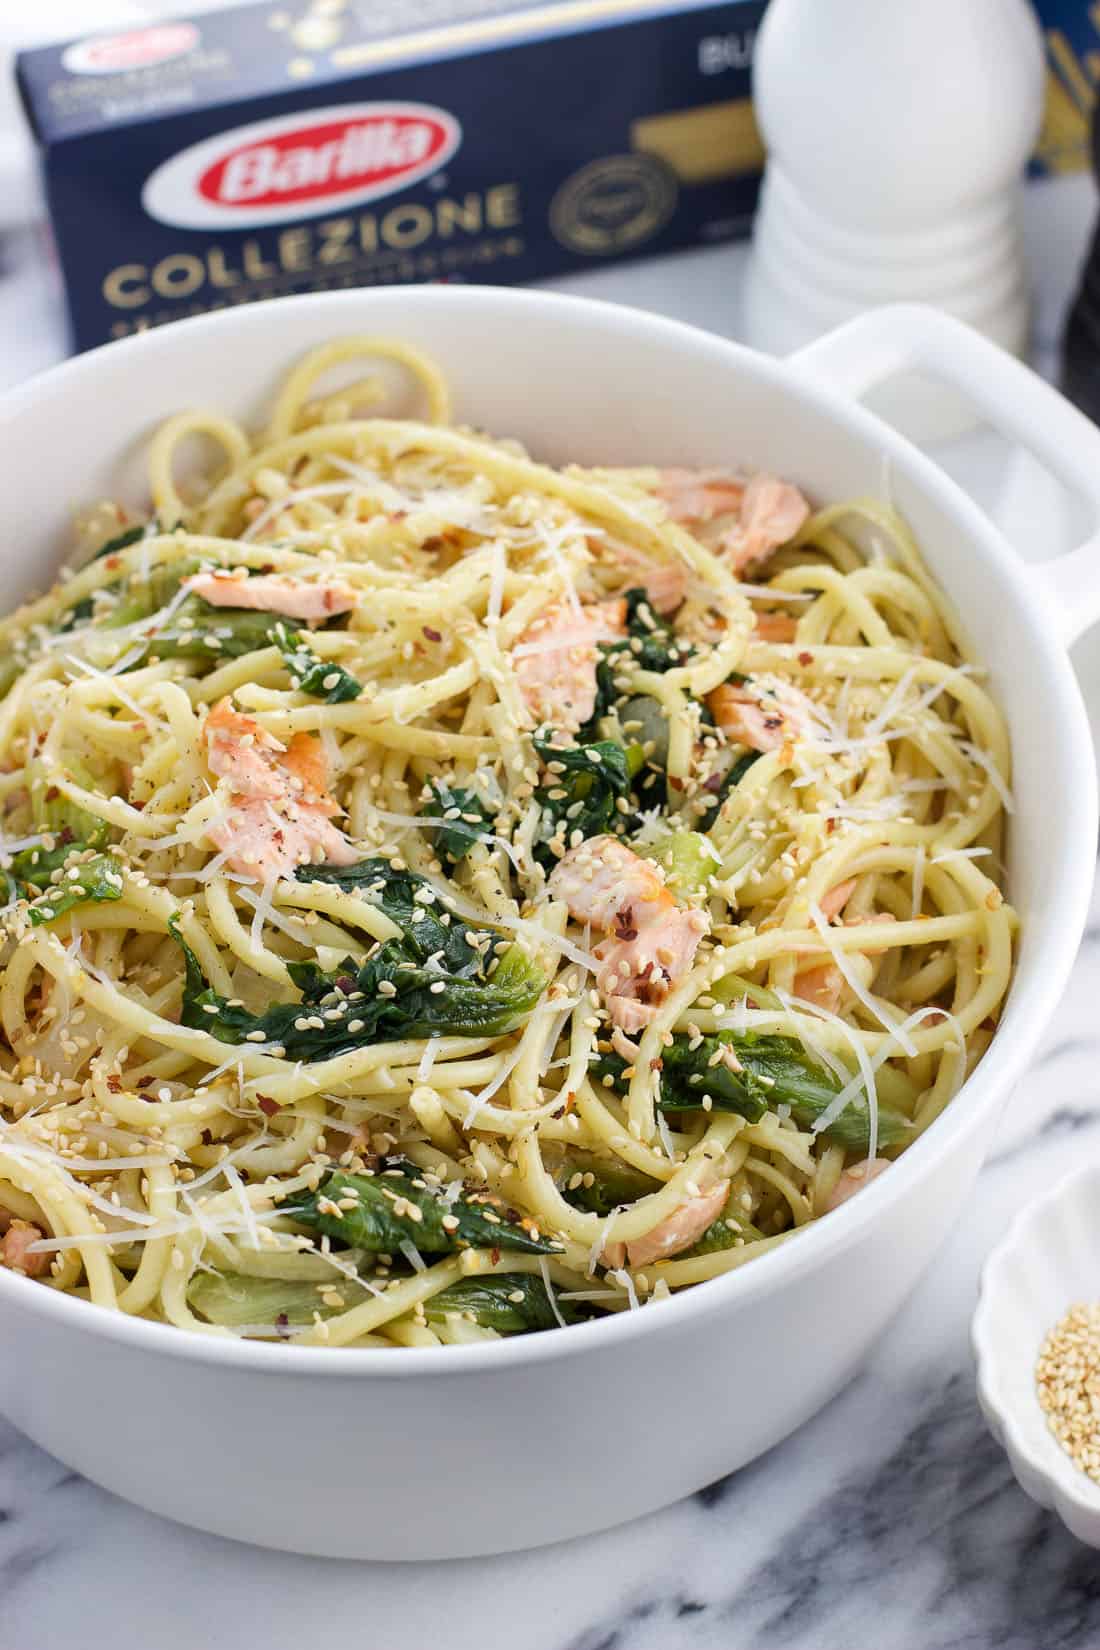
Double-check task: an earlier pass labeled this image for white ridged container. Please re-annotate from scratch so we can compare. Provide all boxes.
[974,1160,1100,1546]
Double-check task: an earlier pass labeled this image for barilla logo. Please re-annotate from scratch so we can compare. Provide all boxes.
[62,24,200,76]
[142,104,463,231]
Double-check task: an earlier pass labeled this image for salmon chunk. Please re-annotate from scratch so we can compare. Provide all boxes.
[186,570,357,624]
[658,469,748,524]
[658,469,810,573]
[826,1158,891,1211]
[603,1179,730,1269]
[549,835,707,1031]
[754,611,799,644]
[513,598,626,730]
[707,678,823,753]
[607,541,688,615]
[1,1219,48,1277]
[791,913,896,1012]
[720,475,810,572]
[203,698,356,881]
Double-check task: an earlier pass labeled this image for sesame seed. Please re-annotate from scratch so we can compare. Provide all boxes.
[1036,1301,1100,1482]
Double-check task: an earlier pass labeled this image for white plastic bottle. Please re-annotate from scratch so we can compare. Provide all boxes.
[742,0,1045,383]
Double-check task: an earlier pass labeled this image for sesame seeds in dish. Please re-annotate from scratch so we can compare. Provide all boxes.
[0,335,1017,1345]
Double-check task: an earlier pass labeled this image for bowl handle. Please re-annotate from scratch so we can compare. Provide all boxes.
[789,303,1100,647]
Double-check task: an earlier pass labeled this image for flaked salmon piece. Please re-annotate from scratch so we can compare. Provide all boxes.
[658,468,747,524]
[186,569,357,623]
[185,570,357,624]
[791,913,896,1010]
[549,835,707,1031]
[203,698,355,881]
[1,1218,48,1277]
[207,799,355,883]
[281,731,340,813]
[818,879,858,922]
[206,699,289,801]
[720,475,810,573]
[607,541,688,615]
[826,1158,891,1212]
[791,961,846,1016]
[602,1179,730,1269]
[658,469,809,574]
[513,598,626,730]
[707,678,823,753]
[754,611,798,644]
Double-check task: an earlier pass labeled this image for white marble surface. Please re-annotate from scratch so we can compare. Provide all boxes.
[3,173,1100,1648]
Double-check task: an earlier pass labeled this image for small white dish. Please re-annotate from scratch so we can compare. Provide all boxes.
[974,1158,1100,1546]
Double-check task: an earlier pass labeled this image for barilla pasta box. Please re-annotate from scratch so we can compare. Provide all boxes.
[15,0,766,354]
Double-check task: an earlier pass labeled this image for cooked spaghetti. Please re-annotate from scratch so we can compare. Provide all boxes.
[0,337,1016,1346]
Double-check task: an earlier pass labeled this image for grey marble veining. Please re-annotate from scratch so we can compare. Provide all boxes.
[2,172,1100,1650]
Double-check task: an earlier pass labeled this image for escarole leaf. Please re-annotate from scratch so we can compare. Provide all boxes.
[618,586,694,673]
[120,595,361,704]
[171,861,546,1056]
[189,1266,580,1337]
[188,1272,348,1332]
[424,1274,582,1333]
[686,1185,766,1256]
[587,585,695,725]
[698,749,762,827]
[59,522,162,631]
[533,732,641,862]
[28,759,110,851]
[24,851,125,927]
[267,620,361,704]
[92,522,152,562]
[592,1030,910,1153]
[558,1151,659,1217]
[422,780,497,866]
[290,1164,562,1256]
[296,857,484,974]
[9,761,122,922]
[642,829,719,897]
[139,598,276,661]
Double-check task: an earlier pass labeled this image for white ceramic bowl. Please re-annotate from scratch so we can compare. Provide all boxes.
[1,290,1100,1560]
[974,1160,1100,1546]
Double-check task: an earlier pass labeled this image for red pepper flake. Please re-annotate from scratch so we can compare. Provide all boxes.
[798,651,814,666]
[256,1095,280,1118]
[106,1074,122,1094]
[490,1246,501,1266]
[105,555,121,571]
[45,786,59,803]
[669,775,685,792]
[136,1075,153,1088]
[275,1312,291,1339]
[422,626,442,642]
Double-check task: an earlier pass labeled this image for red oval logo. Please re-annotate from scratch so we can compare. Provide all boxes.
[142,103,463,229]
[198,113,451,210]
[62,23,200,76]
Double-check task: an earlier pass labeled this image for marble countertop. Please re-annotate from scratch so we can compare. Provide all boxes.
[4,173,1100,1649]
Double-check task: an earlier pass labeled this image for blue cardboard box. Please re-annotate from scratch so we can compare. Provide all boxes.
[16,0,766,352]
